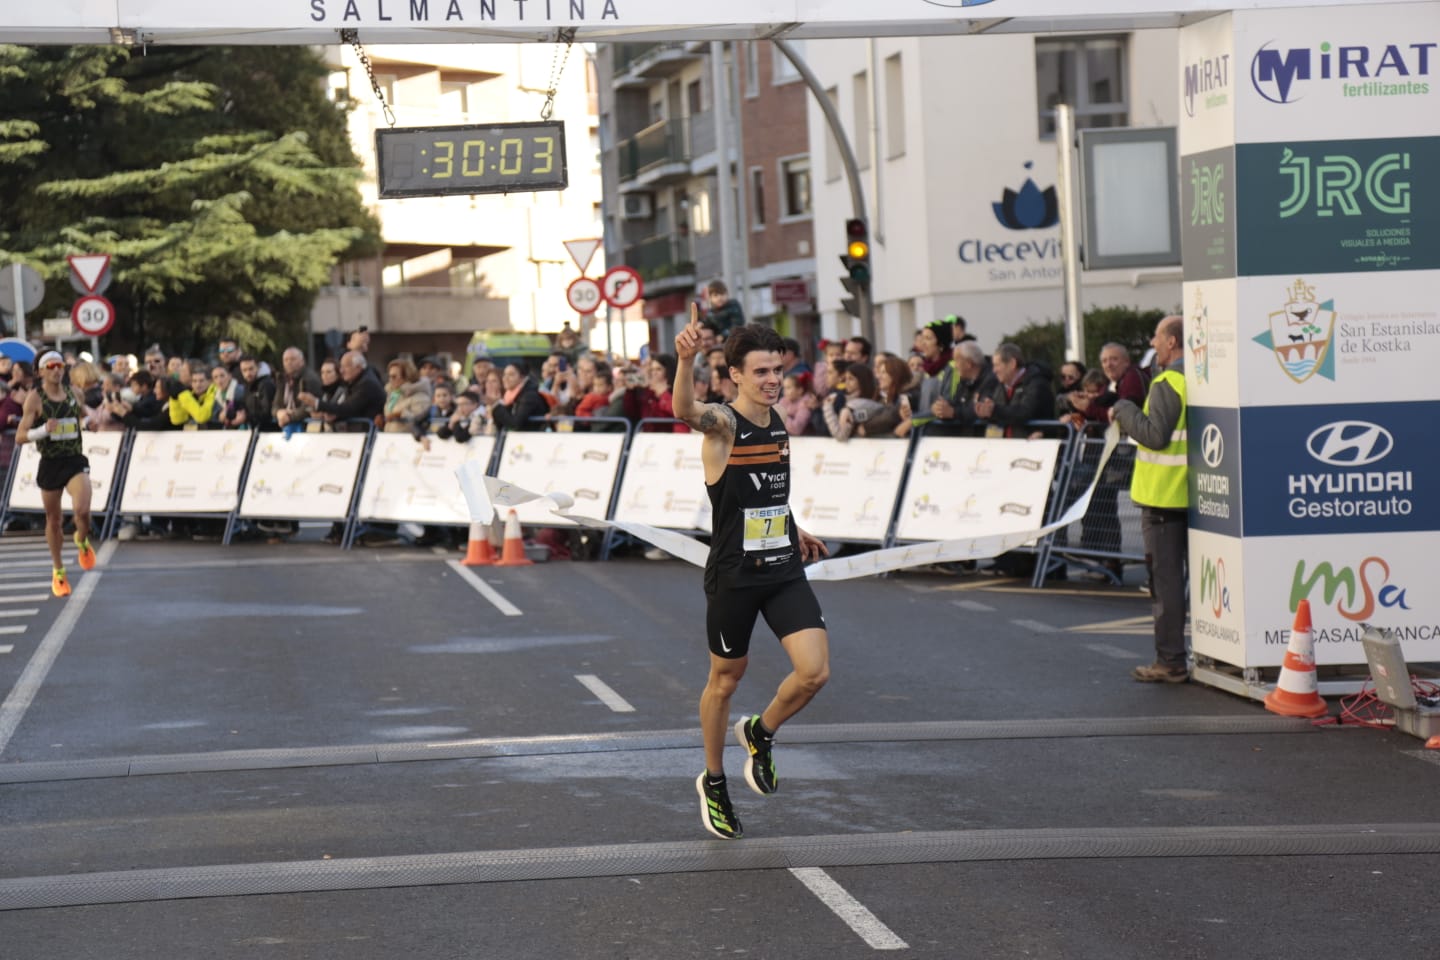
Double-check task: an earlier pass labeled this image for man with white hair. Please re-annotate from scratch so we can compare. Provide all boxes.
[272,346,323,429]
[17,350,98,597]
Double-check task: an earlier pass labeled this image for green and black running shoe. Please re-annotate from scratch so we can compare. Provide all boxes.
[696,773,743,840]
[734,715,778,796]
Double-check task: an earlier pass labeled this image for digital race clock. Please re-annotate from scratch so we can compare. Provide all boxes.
[375,121,568,199]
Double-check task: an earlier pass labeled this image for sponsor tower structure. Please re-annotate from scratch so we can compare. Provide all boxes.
[1179,4,1440,694]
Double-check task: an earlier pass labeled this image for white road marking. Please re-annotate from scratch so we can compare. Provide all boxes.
[0,540,117,757]
[574,674,635,713]
[1011,618,1058,633]
[1405,749,1440,769]
[0,582,50,591]
[1085,643,1143,660]
[0,626,23,636]
[951,599,995,613]
[0,646,13,655]
[445,560,522,617]
[789,867,908,951]
[0,569,53,579]
[0,609,40,618]
[0,595,49,605]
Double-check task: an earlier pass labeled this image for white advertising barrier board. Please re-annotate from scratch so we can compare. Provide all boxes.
[358,433,494,525]
[788,436,908,542]
[470,427,1124,582]
[238,433,367,521]
[494,432,626,527]
[611,432,711,532]
[6,434,123,512]
[120,431,250,515]
[893,437,1062,543]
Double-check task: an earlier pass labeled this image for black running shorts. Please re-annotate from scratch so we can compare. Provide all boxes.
[705,576,825,659]
[36,454,89,492]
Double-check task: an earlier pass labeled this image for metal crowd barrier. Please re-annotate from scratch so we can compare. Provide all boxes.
[1032,425,1144,586]
[2,420,1121,590]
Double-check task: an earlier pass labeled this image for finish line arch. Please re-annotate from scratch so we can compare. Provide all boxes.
[1,0,1409,46]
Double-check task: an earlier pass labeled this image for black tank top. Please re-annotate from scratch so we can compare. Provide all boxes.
[704,405,801,593]
[37,386,84,459]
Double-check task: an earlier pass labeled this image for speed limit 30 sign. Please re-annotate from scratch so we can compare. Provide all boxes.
[566,276,603,315]
[72,295,116,336]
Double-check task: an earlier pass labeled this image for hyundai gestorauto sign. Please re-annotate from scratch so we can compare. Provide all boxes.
[0,0,1408,44]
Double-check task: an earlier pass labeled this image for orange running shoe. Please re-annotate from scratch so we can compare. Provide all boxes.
[76,538,97,571]
[52,569,71,598]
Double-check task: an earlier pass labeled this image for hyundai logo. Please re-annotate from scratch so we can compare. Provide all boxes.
[1200,424,1224,468]
[1305,421,1393,467]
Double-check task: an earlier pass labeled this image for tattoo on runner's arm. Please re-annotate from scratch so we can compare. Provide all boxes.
[690,403,734,437]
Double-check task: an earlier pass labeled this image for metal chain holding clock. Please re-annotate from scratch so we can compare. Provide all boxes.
[540,29,577,121]
[341,29,397,127]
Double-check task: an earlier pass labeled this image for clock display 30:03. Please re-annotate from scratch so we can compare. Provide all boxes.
[376,120,569,198]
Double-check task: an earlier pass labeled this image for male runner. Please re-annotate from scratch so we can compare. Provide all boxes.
[673,310,830,840]
[17,351,98,597]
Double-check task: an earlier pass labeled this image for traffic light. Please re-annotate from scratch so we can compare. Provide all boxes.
[838,217,870,318]
[840,218,871,286]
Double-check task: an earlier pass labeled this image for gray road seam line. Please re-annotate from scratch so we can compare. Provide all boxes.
[0,541,118,758]
[0,715,1318,784]
[2,823,1438,912]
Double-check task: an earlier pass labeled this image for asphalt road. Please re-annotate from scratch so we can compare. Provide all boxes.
[1,531,1437,959]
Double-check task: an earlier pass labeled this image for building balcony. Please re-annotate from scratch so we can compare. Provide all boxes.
[625,233,696,295]
[615,117,699,190]
[311,285,510,336]
[612,43,702,87]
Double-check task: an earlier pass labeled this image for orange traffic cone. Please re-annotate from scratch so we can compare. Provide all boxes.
[462,521,496,566]
[1264,599,1328,718]
[494,509,533,567]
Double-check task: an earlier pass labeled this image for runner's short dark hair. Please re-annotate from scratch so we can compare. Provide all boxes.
[724,324,785,375]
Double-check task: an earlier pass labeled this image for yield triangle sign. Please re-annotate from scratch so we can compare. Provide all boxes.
[68,254,111,294]
[563,238,601,274]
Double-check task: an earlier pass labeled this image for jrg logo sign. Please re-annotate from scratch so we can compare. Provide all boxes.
[1190,161,1224,227]
[1278,147,1410,219]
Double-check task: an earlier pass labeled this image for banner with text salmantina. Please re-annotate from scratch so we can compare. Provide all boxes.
[7,435,123,512]
[358,433,494,525]
[120,432,250,515]
[238,433,367,521]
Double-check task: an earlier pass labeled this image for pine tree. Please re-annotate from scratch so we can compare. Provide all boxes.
[0,44,380,357]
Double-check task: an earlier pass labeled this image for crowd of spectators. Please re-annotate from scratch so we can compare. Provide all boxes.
[3,296,1149,562]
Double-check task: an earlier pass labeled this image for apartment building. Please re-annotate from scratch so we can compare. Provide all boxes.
[804,32,1183,355]
[312,42,605,363]
[595,41,818,353]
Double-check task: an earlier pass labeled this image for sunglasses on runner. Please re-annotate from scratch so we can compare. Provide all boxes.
[43,362,65,370]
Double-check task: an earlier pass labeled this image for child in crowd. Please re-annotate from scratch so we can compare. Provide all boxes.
[776,373,813,435]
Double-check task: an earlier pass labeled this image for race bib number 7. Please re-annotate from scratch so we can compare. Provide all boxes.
[742,505,790,552]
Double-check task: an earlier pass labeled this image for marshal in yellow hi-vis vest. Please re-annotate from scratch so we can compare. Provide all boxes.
[1129,368,1188,509]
